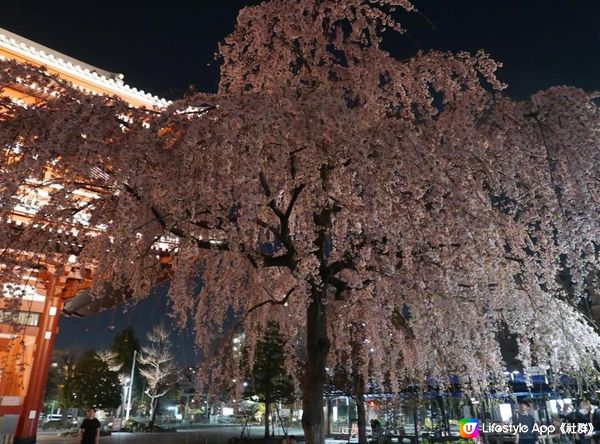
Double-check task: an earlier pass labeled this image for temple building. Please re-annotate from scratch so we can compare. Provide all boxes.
[0,27,168,443]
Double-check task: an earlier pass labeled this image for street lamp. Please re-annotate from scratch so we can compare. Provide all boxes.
[121,379,130,419]
[125,350,137,421]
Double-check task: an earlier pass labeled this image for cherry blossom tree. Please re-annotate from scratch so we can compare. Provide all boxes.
[1,1,600,443]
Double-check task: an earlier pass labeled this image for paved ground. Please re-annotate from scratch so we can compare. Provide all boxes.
[36,425,306,444]
[39,430,229,443]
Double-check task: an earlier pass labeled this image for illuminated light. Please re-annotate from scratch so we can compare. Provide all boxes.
[48,307,57,316]
[44,331,52,340]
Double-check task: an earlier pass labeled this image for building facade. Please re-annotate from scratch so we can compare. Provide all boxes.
[0,27,167,443]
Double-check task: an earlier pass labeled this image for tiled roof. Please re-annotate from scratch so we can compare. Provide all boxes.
[0,27,171,108]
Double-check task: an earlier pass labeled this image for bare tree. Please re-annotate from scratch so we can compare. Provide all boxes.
[97,350,123,373]
[138,325,178,428]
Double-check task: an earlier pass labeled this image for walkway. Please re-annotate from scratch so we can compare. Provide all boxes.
[36,425,307,444]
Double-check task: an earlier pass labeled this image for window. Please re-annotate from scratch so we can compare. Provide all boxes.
[0,310,40,326]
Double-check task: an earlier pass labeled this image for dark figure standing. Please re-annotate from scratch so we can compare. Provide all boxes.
[572,400,592,444]
[514,400,538,444]
[590,403,600,444]
[371,419,383,444]
[79,408,101,444]
[285,435,298,444]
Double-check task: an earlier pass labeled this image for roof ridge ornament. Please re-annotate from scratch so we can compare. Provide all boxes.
[0,26,172,108]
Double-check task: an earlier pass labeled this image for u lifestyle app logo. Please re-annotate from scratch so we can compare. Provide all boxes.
[459,418,479,438]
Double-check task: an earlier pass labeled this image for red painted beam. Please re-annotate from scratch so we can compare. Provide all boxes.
[14,274,63,444]
[0,404,22,415]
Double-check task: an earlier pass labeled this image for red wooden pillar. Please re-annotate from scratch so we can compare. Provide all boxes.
[14,273,63,444]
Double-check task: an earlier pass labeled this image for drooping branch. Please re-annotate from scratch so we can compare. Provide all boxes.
[525,111,567,219]
[221,287,297,362]
[246,286,296,317]
[121,183,238,255]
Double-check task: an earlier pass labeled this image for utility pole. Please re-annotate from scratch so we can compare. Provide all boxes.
[125,349,137,420]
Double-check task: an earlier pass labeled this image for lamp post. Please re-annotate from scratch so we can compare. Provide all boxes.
[121,378,130,419]
[125,350,137,421]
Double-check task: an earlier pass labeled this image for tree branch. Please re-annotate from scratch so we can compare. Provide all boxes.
[246,286,296,317]
[123,183,229,251]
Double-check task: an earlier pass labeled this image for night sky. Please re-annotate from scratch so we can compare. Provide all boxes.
[2,0,600,362]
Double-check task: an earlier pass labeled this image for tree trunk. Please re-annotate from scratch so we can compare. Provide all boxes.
[355,378,368,444]
[149,397,159,429]
[60,411,68,428]
[265,401,271,438]
[302,291,330,444]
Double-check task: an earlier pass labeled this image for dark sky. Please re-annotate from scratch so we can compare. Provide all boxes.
[2,0,600,362]
[3,1,600,99]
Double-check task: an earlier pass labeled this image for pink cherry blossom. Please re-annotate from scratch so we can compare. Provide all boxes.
[1,2,599,443]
